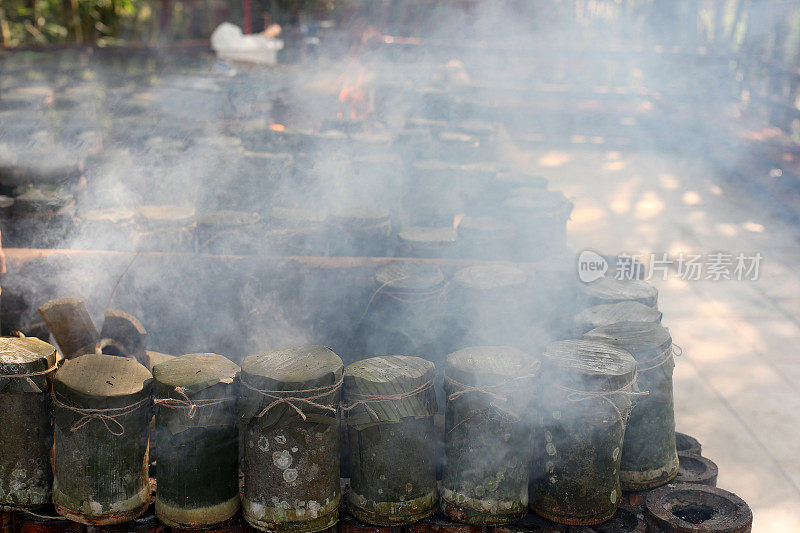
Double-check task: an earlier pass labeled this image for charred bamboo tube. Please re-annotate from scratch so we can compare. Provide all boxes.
[644,483,752,533]
[441,346,539,525]
[76,208,136,252]
[238,346,343,532]
[362,261,448,360]
[328,207,391,258]
[152,353,240,529]
[530,340,637,526]
[101,310,148,369]
[195,211,261,256]
[343,356,438,526]
[500,189,572,262]
[396,226,457,258]
[674,453,718,487]
[455,216,515,261]
[449,265,530,348]
[675,432,701,456]
[0,337,58,510]
[583,322,678,491]
[0,511,11,533]
[52,354,153,525]
[38,298,99,359]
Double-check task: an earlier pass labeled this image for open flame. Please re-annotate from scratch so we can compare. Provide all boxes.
[270,124,286,132]
[334,70,372,120]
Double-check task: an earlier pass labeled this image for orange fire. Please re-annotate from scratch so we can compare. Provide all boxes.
[269,124,286,132]
[338,73,365,103]
[335,70,371,120]
[453,213,466,231]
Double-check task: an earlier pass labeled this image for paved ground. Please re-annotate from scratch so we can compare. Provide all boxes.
[528,144,800,532]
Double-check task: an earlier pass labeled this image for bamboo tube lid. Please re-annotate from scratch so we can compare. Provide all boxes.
[453,265,527,291]
[239,346,343,427]
[54,353,152,410]
[580,277,658,307]
[344,356,436,430]
[0,336,57,393]
[543,340,636,392]
[574,301,662,334]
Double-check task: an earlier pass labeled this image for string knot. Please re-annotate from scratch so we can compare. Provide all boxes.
[241,377,343,421]
[555,372,646,429]
[52,393,150,437]
[153,386,234,419]
[342,380,434,421]
[637,343,681,372]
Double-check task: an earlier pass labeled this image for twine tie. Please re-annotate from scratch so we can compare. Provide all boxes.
[555,372,648,429]
[446,361,542,403]
[52,393,150,437]
[0,363,59,379]
[637,343,682,372]
[241,377,343,421]
[342,379,434,421]
[153,386,234,419]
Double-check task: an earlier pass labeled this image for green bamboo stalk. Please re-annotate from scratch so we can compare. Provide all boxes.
[52,354,152,526]
[239,346,342,533]
[440,346,538,525]
[0,337,57,511]
[530,340,636,526]
[153,353,240,529]
[344,356,437,526]
[583,322,678,491]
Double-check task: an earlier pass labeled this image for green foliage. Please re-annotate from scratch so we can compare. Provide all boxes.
[0,0,148,46]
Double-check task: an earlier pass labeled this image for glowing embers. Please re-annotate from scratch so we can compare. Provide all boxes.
[335,69,373,121]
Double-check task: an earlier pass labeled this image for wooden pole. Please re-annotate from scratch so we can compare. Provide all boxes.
[243,0,252,34]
